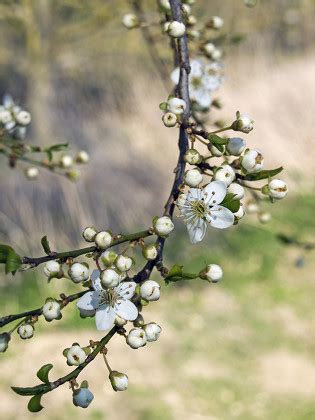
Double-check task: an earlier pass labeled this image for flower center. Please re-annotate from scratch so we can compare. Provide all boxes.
[190,76,202,89]
[100,289,119,307]
[190,200,208,219]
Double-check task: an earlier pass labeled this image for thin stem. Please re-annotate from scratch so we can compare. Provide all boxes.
[102,353,112,373]
[22,229,153,267]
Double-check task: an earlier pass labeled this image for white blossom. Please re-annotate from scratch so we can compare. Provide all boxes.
[76,150,89,163]
[18,324,34,340]
[109,371,129,391]
[214,165,235,186]
[66,345,86,366]
[77,270,138,331]
[162,112,177,127]
[115,255,133,272]
[73,387,94,408]
[204,264,223,282]
[94,231,113,249]
[268,179,288,200]
[178,181,234,243]
[167,97,186,115]
[100,250,118,267]
[42,300,61,321]
[208,16,224,29]
[60,155,73,168]
[232,113,254,133]
[142,244,158,260]
[153,216,174,236]
[241,149,264,173]
[184,149,202,165]
[122,14,139,29]
[43,260,62,278]
[167,21,186,38]
[228,183,245,200]
[184,168,203,187]
[227,137,246,156]
[143,323,162,342]
[69,263,89,283]
[25,167,39,180]
[234,204,245,219]
[126,328,147,349]
[140,280,161,301]
[100,268,121,288]
[15,110,31,126]
[258,212,272,224]
[82,227,97,242]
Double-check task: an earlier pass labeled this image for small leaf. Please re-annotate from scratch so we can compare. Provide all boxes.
[5,248,22,274]
[11,386,38,396]
[208,134,228,145]
[243,167,283,181]
[45,143,69,152]
[221,193,240,213]
[36,364,53,384]
[46,150,53,162]
[166,264,183,278]
[28,394,44,413]
[165,264,197,284]
[159,102,168,111]
[41,236,51,255]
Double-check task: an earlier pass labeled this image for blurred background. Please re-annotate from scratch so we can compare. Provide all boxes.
[0,0,315,419]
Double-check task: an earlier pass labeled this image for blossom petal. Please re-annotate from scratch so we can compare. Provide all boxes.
[187,217,207,244]
[91,269,102,291]
[191,88,212,109]
[77,291,100,311]
[208,205,235,229]
[115,300,138,321]
[95,305,115,330]
[203,181,227,206]
[116,282,137,299]
[187,188,202,201]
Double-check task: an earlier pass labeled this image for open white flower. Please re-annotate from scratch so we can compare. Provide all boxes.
[178,181,234,243]
[77,270,138,331]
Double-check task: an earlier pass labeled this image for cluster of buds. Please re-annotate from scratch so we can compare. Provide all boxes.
[0,94,31,140]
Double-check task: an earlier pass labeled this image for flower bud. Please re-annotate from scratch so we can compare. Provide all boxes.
[207,16,224,29]
[241,149,264,173]
[202,264,223,283]
[115,315,127,327]
[153,216,174,236]
[122,13,139,29]
[187,29,201,40]
[226,137,246,156]
[184,168,203,187]
[18,324,34,340]
[109,371,129,391]
[232,113,254,134]
[95,231,113,249]
[133,313,145,327]
[140,280,161,302]
[209,144,225,157]
[167,97,186,115]
[228,183,245,200]
[214,165,235,186]
[211,48,222,61]
[60,155,73,168]
[203,42,215,56]
[158,0,171,12]
[100,268,121,288]
[267,179,288,200]
[184,149,202,165]
[143,323,162,342]
[66,169,80,181]
[246,201,259,214]
[176,193,187,207]
[76,150,89,164]
[258,212,271,224]
[167,21,186,38]
[100,250,118,267]
[15,110,31,126]
[73,387,94,408]
[69,262,89,283]
[162,112,177,127]
[186,15,197,26]
[142,244,158,261]
[66,345,86,366]
[234,204,245,220]
[0,333,10,352]
[82,226,97,242]
[126,328,147,349]
[115,255,133,272]
[42,299,61,321]
[0,109,12,124]
[25,167,39,180]
[43,260,62,278]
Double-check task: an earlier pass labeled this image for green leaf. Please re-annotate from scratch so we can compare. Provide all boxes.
[208,134,228,145]
[221,193,241,213]
[46,150,53,162]
[41,236,51,255]
[159,102,168,111]
[11,386,39,396]
[243,167,283,181]
[36,364,53,384]
[45,143,69,152]
[0,245,22,274]
[28,394,44,413]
